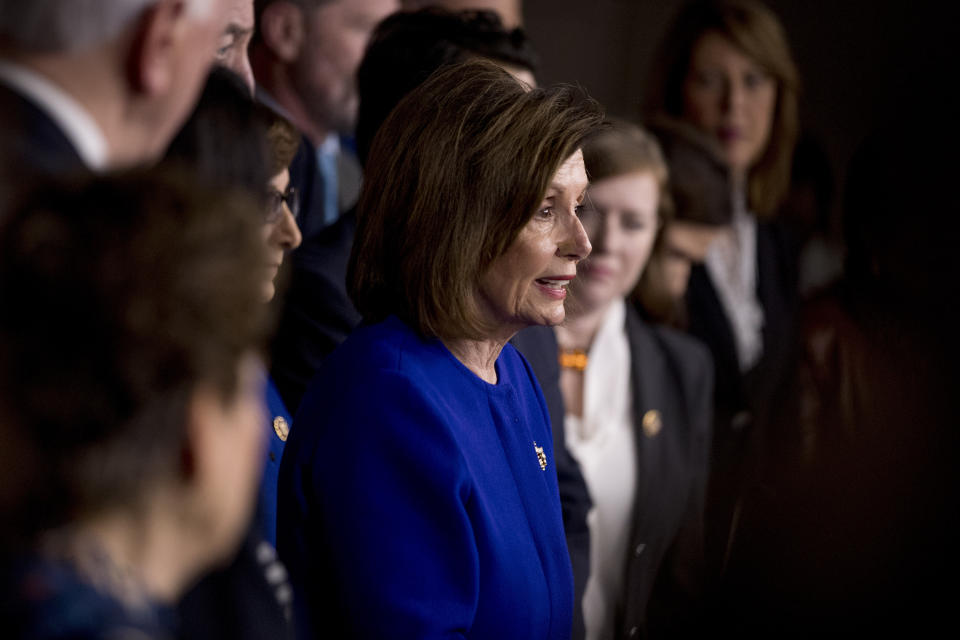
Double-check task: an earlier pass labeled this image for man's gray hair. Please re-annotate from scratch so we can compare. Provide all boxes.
[0,0,212,53]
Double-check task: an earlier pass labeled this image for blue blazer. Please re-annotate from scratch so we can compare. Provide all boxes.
[277,316,574,639]
[258,377,292,547]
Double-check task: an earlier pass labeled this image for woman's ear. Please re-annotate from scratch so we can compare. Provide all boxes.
[258,1,307,64]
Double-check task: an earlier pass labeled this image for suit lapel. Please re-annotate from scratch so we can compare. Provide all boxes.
[625,308,671,530]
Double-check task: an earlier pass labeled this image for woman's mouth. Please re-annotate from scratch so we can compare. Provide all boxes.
[717,126,743,143]
[535,276,574,299]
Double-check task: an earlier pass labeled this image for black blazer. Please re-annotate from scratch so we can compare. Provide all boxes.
[684,220,798,575]
[618,305,713,639]
[269,209,361,413]
[0,81,87,213]
[286,134,328,243]
[518,310,712,640]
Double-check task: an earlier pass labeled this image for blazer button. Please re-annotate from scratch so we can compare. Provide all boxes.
[634,543,646,557]
[628,626,639,637]
[731,410,753,432]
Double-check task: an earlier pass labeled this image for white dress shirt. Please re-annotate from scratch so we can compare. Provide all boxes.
[564,299,637,640]
[704,191,765,372]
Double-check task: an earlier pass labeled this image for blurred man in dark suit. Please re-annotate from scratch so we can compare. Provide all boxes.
[0,0,231,188]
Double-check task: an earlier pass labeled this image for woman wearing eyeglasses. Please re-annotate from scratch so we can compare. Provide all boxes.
[261,147,302,303]
[165,67,302,545]
[255,108,302,547]
[164,67,302,640]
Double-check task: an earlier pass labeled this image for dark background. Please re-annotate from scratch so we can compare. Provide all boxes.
[524,0,955,207]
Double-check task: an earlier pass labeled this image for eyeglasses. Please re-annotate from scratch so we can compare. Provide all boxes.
[265,185,300,223]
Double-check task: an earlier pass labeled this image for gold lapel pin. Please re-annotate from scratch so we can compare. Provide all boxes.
[273,416,290,442]
[642,410,662,438]
[534,441,547,471]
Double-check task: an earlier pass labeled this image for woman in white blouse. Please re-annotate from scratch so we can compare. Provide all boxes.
[552,121,714,639]
[644,0,802,579]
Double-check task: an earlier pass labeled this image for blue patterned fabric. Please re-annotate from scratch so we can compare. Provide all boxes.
[257,377,292,547]
[0,555,175,639]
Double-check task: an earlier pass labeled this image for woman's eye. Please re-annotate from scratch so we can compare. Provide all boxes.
[537,206,554,218]
[693,70,722,89]
[743,71,770,89]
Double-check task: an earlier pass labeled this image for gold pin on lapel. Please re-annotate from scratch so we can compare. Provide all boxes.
[642,410,662,438]
[534,441,547,471]
[273,416,290,442]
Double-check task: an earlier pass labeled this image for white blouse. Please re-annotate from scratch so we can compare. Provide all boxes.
[564,299,637,640]
[704,192,765,372]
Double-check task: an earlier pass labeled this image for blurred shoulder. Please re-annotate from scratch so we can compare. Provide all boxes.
[652,323,713,375]
[626,304,712,375]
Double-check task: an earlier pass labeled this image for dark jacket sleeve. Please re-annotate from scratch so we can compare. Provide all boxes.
[645,327,714,637]
[510,325,591,640]
[269,211,361,414]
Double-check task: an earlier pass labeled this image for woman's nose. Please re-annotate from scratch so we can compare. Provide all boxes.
[722,77,745,115]
[559,211,591,261]
[276,204,302,251]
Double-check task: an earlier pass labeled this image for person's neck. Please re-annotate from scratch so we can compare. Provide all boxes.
[442,336,509,384]
[47,498,202,606]
[555,300,613,352]
[252,54,330,146]
[731,167,748,191]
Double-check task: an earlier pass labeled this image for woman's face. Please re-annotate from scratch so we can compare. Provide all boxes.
[476,150,592,335]
[682,31,777,177]
[572,171,659,314]
[262,168,302,302]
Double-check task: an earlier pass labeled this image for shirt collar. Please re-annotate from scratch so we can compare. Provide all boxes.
[0,61,109,171]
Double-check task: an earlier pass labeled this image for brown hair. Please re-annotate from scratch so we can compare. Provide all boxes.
[581,119,675,309]
[645,0,799,217]
[259,103,299,178]
[349,58,604,340]
[582,117,673,228]
[0,169,268,537]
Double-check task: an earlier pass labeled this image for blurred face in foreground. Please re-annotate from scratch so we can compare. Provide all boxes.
[191,353,267,567]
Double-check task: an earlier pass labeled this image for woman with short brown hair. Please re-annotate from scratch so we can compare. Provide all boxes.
[278,58,603,638]
[645,0,801,575]
[0,170,268,639]
[645,0,798,218]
